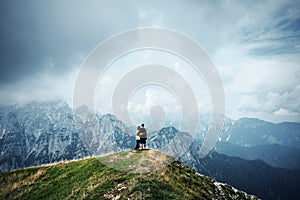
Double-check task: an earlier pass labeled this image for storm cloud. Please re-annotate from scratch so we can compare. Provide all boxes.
[0,0,299,123]
[0,0,139,84]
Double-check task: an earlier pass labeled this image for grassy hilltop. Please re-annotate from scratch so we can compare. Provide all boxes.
[0,150,258,200]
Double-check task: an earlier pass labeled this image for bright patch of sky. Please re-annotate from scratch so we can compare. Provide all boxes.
[94,49,212,127]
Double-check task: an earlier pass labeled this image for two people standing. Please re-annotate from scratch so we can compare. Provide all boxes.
[134,124,147,150]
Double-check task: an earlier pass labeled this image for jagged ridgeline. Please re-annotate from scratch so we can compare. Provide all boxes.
[0,150,258,200]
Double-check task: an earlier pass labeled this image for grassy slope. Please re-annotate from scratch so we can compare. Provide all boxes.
[0,150,258,200]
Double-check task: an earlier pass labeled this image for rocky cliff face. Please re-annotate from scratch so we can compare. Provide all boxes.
[0,101,90,171]
[73,105,134,155]
[0,101,139,171]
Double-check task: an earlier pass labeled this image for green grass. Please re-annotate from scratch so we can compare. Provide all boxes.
[0,150,259,200]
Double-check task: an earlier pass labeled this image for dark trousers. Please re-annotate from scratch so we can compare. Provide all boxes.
[134,140,140,150]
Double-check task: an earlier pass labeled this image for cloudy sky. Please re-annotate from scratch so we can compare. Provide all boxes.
[0,0,300,123]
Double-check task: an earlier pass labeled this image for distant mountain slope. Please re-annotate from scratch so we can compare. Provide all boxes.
[216,117,300,170]
[215,142,300,169]
[0,150,258,200]
[222,118,300,148]
[194,152,300,200]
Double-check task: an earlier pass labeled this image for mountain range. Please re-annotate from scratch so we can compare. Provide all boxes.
[1,100,300,199]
